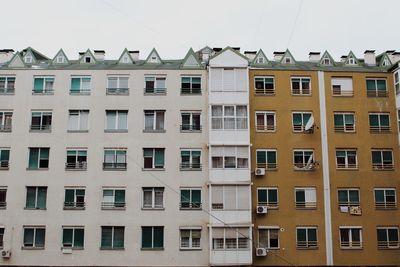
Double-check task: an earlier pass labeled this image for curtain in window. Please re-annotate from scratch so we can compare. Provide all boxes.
[154,189,163,207]
[108,77,118,88]
[191,190,201,206]
[155,111,164,130]
[144,111,154,130]
[366,80,376,91]
[33,78,44,93]
[116,151,126,163]
[26,188,36,208]
[118,112,128,130]
[103,190,114,203]
[154,149,164,167]
[211,106,223,129]
[143,190,152,207]
[65,189,75,203]
[156,78,166,89]
[106,111,116,130]
[180,190,190,206]
[344,114,354,125]
[104,150,115,163]
[37,187,46,208]
[119,77,128,88]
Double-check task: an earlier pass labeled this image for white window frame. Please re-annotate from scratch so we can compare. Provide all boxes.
[179,227,201,250]
[32,76,55,94]
[337,188,360,207]
[291,77,311,95]
[102,188,126,209]
[30,111,52,131]
[371,149,394,170]
[105,110,128,131]
[335,149,358,169]
[255,111,276,132]
[23,226,45,248]
[144,76,167,94]
[339,226,362,249]
[62,226,84,248]
[374,188,397,209]
[254,76,275,95]
[295,187,317,209]
[255,149,277,169]
[64,187,85,209]
[296,226,318,249]
[211,227,250,251]
[68,110,89,132]
[180,111,201,131]
[0,76,16,94]
[257,187,278,208]
[210,185,250,211]
[394,71,400,95]
[377,227,400,249]
[180,148,202,170]
[106,76,129,94]
[292,111,313,132]
[293,149,315,169]
[142,187,164,209]
[70,76,91,94]
[0,110,12,132]
[333,112,355,132]
[331,77,353,96]
[143,110,165,132]
[369,112,391,132]
[211,146,249,169]
[211,105,248,130]
[257,226,280,249]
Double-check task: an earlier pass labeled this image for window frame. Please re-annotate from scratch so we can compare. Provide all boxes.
[105,110,128,132]
[23,226,46,249]
[0,187,7,209]
[292,111,314,132]
[25,186,47,209]
[141,226,164,250]
[257,187,278,209]
[254,76,275,95]
[339,227,362,249]
[295,187,317,209]
[179,227,201,250]
[333,112,355,132]
[374,188,397,210]
[180,188,202,210]
[100,226,125,250]
[211,105,248,130]
[32,76,55,95]
[70,76,91,95]
[27,147,50,170]
[62,226,84,249]
[103,148,127,170]
[369,112,391,133]
[0,110,12,132]
[64,187,85,210]
[180,111,202,132]
[0,76,16,94]
[106,76,129,95]
[337,188,360,207]
[0,148,10,170]
[296,227,318,249]
[211,227,250,251]
[211,185,250,211]
[366,78,388,97]
[371,149,394,170]
[143,148,165,170]
[143,110,165,132]
[376,227,399,249]
[335,149,358,169]
[180,149,202,170]
[331,77,353,96]
[101,188,126,209]
[65,149,87,170]
[255,111,276,132]
[142,187,164,209]
[181,76,201,95]
[256,149,277,169]
[30,111,52,132]
[257,227,280,249]
[291,77,311,95]
[211,146,249,169]
[144,76,167,95]
[68,110,89,132]
[293,149,315,170]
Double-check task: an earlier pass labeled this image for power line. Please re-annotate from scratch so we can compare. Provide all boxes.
[286,0,304,49]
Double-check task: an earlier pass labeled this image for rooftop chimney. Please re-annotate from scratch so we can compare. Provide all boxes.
[340,55,347,63]
[390,52,400,64]
[94,50,105,61]
[129,50,139,61]
[309,52,320,62]
[244,51,257,61]
[364,50,376,66]
[232,47,240,52]
[0,49,14,64]
[273,51,284,62]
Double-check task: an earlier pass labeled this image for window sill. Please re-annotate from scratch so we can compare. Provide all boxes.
[143,129,166,133]
[180,168,202,171]
[141,248,164,251]
[296,246,318,250]
[65,168,87,171]
[63,207,85,210]
[106,92,129,96]
[295,207,317,210]
[336,168,358,171]
[340,246,363,250]
[144,93,167,96]
[179,208,202,211]
[62,247,84,250]
[180,93,202,96]
[0,167,9,171]
[255,130,276,133]
[32,92,54,95]
[180,248,202,251]
[101,207,126,210]
[29,130,52,133]
[100,247,125,250]
[142,207,165,211]
[0,92,15,95]
[180,130,202,133]
[26,168,49,171]
[254,93,276,96]
[104,129,128,133]
[142,168,165,171]
[67,130,89,133]
[377,247,400,250]
[24,207,47,210]
[22,246,45,250]
[69,92,91,96]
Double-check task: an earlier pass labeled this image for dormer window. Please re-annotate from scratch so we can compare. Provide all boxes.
[322,58,331,65]
[257,57,264,64]
[123,56,129,63]
[348,57,356,65]
[56,56,64,63]
[382,57,390,66]
[85,57,91,63]
[25,55,33,64]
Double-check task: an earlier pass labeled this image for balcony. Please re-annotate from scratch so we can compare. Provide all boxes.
[106,88,129,95]
[0,161,9,170]
[103,162,127,170]
[370,125,391,133]
[144,87,166,95]
[258,201,278,209]
[30,125,51,132]
[63,202,85,210]
[334,125,355,132]
[0,124,12,132]
[65,162,87,170]
[180,124,202,132]
[179,202,202,210]
[180,163,202,171]
[101,201,126,209]
[181,88,201,95]
[210,249,252,266]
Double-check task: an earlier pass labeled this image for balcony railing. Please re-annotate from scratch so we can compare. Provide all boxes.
[30,124,52,131]
[32,89,54,95]
[144,87,166,95]
[255,88,275,95]
[296,241,318,249]
[377,241,400,249]
[293,162,318,170]
[293,125,314,133]
[338,202,360,207]
[367,90,388,97]
[211,203,223,210]
[258,201,278,208]
[295,201,317,209]
[336,163,358,170]
[106,88,129,95]
[101,201,126,209]
[334,125,355,132]
[103,162,127,170]
[70,89,91,95]
[179,202,202,210]
[181,88,201,95]
[180,163,202,170]
[372,163,394,170]
[256,125,275,131]
[333,88,354,96]
[340,241,362,248]
[375,201,397,210]
[256,163,277,170]
[370,125,391,133]
[0,88,15,94]
[63,202,85,209]
[0,124,12,132]
[0,161,9,170]
[0,201,6,209]
[65,162,87,170]
[180,124,202,132]
[292,88,311,95]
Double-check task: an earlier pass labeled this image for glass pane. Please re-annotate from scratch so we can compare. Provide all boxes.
[267,151,276,164]
[29,148,39,169]
[296,190,305,203]
[293,114,302,125]
[349,190,359,202]
[268,189,278,203]
[377,229,387,242]
[366,80,376,91]
[334,114,344,126]
[33,78,44,92]
[154,149,164,167]
[338,191,348,202]
[118,111,128,130]
[37,187,47,208]
[63,229,73,245]
[71,78,81,91]
[142,227,152,248]
[115,190,125,203]
[65,189,75,203]
[26,188,36,208]
[192,190,201,205]
[380,115,389,126]
[113,227,124,248]
[377,80,386,91]
[180,190,190,204]
[24,229,34,245]
[101,227,112,247]
[297,229,306,241]
[256,151,266,164]
[74,229,84,247]
[106,111,116,129]
[153,227,164,248]
[35,229,45,247]
[145,112,154,130]
[344,114,354,124]
[369,115,379,126]
[308,229,317,242]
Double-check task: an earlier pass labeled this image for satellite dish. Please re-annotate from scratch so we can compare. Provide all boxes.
[305,116,314,131]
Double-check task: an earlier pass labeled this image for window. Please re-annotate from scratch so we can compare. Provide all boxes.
[292,112,314,132]
[338,189,360,207]
[366,78,387,97]
[331,77,353,96]
[0,76,15,94]
[374,188,397,209]
[142,226,164,249]
[0,111,12,132]
[143,148,165,169]
[144,110,165,132]
[0,148,10,170]
[0,187,6,209]
[62,227,84,249]
[256,149,277,169]
[295,188,317,209]
[26,186,47,209]
[291,77,311,95]
[377,227,399,249]
[369,113,390,132]
[293,150,316,170]
[0,227,3,248]
[336,149,357,169]
[142,187,164,209]
[28,148,49,169]
[296,227,317,249]
[180,149,201,170]
[211,105,248,130]
[321,57,331,65]
[64,188,85,209]
[257,188,278,208]
[102,189,126,209]
[105,110,128,132]
[181,111,201,131]
[66,149,87,170]
[210,68,247,92]
[180,228,201,249]
[103,149,127,170]
[211,146,249,169]
[101,226,124,249]
[254,77,274,95]
[106,76,129,95]
[372,149,394,170]
[258,228,279,249]
[395,71,399,95]
[85,57,91,63]
[181,76,201,94]
[334,113,355,132]
[180,188,201,209]
[340,227,362,249]
[68,110,89,132]
[144,76,166,94]
[255,111,275,131]
[211,185,250,210]
[30,111,52,131]
[211,227,249,250]
[23,227,45,248]
[70,76,91,94]
[33,76,54,94]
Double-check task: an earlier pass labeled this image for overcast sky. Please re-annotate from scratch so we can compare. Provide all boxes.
[1,0,399,61]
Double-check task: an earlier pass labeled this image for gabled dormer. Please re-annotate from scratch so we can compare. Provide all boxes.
[117,48,134,64]
[79,49,96,64]
[319,51,335,66]
[7,52,25,68]
[344,51,359,66]
[23,48,36,64]
[379,53,392,67]
[280,49,296,65]
[145,48,162,64]
[181,48,201,68]
[252,49,269,66]
[52,49,69,65]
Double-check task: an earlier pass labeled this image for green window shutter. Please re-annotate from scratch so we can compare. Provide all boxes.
[265,77,274,84]
[76,189,85,197]
[338,191,348,203]
[268,189,278,203]
[181,77,190,84]
[153,227,164,248]
[63,229,73,245]
[71,78,81,92]
[78,150,87,157]
[142,227,152,248]
[65,189,75,203]
[267,151,276,164]
[154,149,164,167]
[24,228,34,245]
[336,151,345,157]
[297,228,306,242]
[334,114,343,126]
[258,189,267,203]
[115,190,125,203]
[374,190,384,202]
[35,228,45,247]
[181,150,190,157]
[0,150,9,161]
[26,188,36,208]
[191,190,201,206]
[377,229,387,242]
[33,78,44,92]
[372,151,382,164]
[191,150,201,157]
[29,148,39,169]
[180,190,190,204]
[101,227,112,248]
[369,115,379,126]
[113,227,124,248]
[380,115,389,126]
[308,229,317,242]
[296,190,305,203]
[366,80,376,91]
[256,151,266,164]
[74,229,84,247]
[37,187,47,208]
[377,80,386,91]
[293,113,302,125]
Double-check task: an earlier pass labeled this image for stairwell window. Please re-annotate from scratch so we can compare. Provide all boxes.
[30,111,52,132]
[211,146,249,169]
[295,188,317,209]
[292,112,314,132]
[105,110,128,132]
[254,76,274,95]
[68,110,89,132]
[211,227,250,250]
[25,186,47,209]
[101,226,124,250]
[296,227,318,249]
[377,227,399,249]
[32,76,54,94]
[180,188,201,210]
[64,188,85,209]
[0,148,10,170]
[374,188,397,210]
[211,105,248,130]
[106,76,129,95]
[369,113,391,133]
[371,149,394,170]
[180,228,201,249]
[144,76,166,95]
[144,110,165,132]
[181,76,201,94]
[28,148,49,169]
[338,189,360,207]
[291,77,311,95]
[102,188,126,209]
[0,111,12,132]
[143,148,165,169]
[336,149,358,169]
[62,227,84,249]
[334,113,355,132]
[256,149,277,169]
[293,150,315,170]
[70,76,91,94]
[211,185,250,210]
[366,78,387,97]
[257,188,278,208]
[258,227,279,249]
[23,226,45,249]
[66,149,87,170]
[340,227,362,249]
[332,77,353,96]
[0,76,15,94]
[255,111,275,132]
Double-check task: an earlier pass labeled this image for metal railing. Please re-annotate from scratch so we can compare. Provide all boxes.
[70,89,91,95]
[375,201,397,210]
[334,125,355,132]
[0,88,15,94]
[257,201,278,208]
[64,202,85,209]
[256,163,277,169]
[144,87,166,95]
[0,161,9,169]
[106,88,129,95]
[32,89,54,94]
[372,163,394,170]
[370,125,391,133]
[377,241,400,249]
[333,88,353,96]
[181,88,201,94]
[65,162,87,170]
[367,90,388,97]
[101,202,126,209]
[179,202,202,209]
[211,203,223,210]
[292,88,311,95]
[336,163,358,169]
[0,124,12,132]
[180,163,202,170]
[30,124,52,131]
[180,124,202,131]
[338,202,360,207]
[103,162,127,170]
[295,201,317,209]
[296,241,318,248]
[293,125,314,133]
[340,241,362,248]
[256,125,275,131]
[255,88,275,95]
[0,201,6,209]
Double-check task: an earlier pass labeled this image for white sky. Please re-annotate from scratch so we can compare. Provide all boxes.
[1,0,399,61]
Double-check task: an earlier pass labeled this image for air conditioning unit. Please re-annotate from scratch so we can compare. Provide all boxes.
[349,206,362,215]
[257,205,268,214]
[255,168,265,176]
[1,250,11,258]
[256,247,267,256]
[62,248,73,254]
